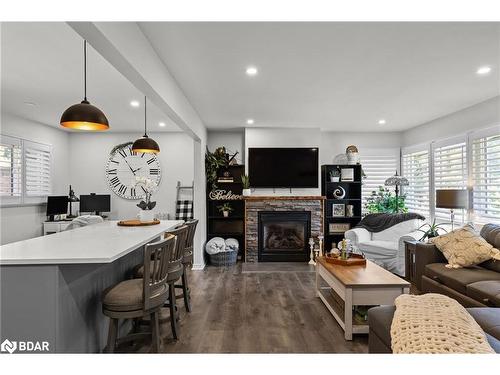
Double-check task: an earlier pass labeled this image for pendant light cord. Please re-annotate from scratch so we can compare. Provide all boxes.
[83,40,88,101]
[144,96,148,137]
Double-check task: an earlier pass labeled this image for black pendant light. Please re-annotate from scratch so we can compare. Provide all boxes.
[60,40,109,131]
[132,96,160,154]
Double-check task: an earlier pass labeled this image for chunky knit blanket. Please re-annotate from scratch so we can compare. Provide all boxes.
[390,293,494,354]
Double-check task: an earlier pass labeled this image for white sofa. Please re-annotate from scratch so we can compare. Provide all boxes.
[345,219,424,276]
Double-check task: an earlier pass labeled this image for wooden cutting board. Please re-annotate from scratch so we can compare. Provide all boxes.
[117,219,161,227]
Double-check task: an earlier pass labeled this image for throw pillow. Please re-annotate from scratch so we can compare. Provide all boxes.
[430,224,500,268]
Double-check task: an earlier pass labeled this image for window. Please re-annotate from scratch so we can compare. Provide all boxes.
[0,136,22,204]
[432,138,467,223]
[471,131,500,224]
[402,146,430,218]
[0,135,52,206]
[360,149,399,212]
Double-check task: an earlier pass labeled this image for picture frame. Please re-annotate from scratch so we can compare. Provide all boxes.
[341,168,354,182]
[329,223,351,234]
[332,203,345,217]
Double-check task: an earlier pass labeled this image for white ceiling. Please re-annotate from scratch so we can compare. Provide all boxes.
[1,22,180,133]
[140,22,500,132]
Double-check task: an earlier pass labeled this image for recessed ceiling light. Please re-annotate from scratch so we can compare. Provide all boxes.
[378,119,386,125]
[476,66,492,75]
[23,101,36,106]
[130,100,140,107]
[159,122,166,127]
[246,119,255,125]
[246,66,258,76]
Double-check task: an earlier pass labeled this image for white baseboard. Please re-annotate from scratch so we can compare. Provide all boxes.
[191,262,206,271]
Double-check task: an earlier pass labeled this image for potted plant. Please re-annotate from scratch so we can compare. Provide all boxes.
[329,168,341,182]
[217,203,233,218]
[241,174,251,196]
[364,186,408,214]
[205,146,228,190]
[418,219,448,242]
[135,176,157,222]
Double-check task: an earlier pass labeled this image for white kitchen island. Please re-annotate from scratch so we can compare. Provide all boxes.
[0,220,183,353]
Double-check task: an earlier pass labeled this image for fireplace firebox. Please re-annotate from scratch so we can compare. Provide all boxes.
[258,211,311,262]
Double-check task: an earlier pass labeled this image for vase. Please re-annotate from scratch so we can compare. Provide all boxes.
[139,210,155,222]
[242,188,251,196]
[223,211,229,218]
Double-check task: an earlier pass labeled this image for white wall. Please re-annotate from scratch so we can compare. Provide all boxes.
[320,131,402,164]
[402,95,500,146]
[0,113,70,244]
[68,132,194,221]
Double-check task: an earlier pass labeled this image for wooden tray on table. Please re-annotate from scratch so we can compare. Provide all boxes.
[324,253,367,266]
[117,219,160,227]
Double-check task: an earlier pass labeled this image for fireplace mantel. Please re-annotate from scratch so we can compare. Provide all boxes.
[244,196,324,262]
[243,196,325,201]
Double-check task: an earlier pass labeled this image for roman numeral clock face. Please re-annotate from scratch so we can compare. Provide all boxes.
[105,144,161,200]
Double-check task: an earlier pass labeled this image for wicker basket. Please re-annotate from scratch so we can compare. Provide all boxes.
[209,250,238,266]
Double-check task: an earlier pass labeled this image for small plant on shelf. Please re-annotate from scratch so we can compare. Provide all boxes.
[241,174,251,196]
[418,219,448,242]
[329,168,341,182]
[217,202,234,217]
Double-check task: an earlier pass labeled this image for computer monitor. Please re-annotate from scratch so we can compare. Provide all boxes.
[79,194,111,216]
[46,196,68,221]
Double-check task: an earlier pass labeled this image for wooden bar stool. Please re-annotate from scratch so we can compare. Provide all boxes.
[102,234,176,353]
[135,225,188,340]
[175,219,198,312]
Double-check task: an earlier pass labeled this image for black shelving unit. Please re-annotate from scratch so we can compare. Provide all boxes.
[206,164,246,261]
[321,164,363,252]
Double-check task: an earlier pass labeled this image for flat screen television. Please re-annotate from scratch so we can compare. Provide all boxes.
[248,147,319,188]
[80,194,111,215]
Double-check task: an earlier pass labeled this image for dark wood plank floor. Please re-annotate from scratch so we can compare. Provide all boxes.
[143,263,368,353]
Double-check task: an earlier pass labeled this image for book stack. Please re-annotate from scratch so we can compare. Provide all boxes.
[217,176,234,183]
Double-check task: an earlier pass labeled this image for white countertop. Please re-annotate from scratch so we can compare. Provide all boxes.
[0,220,184,265]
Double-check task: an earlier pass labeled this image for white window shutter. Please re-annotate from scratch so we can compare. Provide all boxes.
[471,132,500,224]
[24,140,52,198]
[0,135,22,204]
[402,147,430,219]
[360,149,399,213]
[433,139,467,223]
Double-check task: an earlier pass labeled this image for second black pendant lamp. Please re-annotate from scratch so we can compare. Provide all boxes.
[132,96,160,154]
[60,40,109,131]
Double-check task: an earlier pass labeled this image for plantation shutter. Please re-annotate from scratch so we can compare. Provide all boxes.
[0,135,22,204]
[402,145,430,219]
[433,138,467,223]
[24,140,52,198]
[360,149,399,213]
[471,129,500,224]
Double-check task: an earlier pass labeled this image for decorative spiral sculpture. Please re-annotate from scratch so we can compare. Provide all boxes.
[332,186,346,199]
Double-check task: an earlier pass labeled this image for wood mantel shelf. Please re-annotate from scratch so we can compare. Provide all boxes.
[243,196,326,200]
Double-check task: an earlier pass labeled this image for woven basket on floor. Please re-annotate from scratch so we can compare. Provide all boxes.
[209,250,238,266]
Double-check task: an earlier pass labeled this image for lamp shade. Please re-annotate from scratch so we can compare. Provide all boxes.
[384,171,409,187]
[60,100,109,131]
[132,135,160,154]
[436,189,468,209]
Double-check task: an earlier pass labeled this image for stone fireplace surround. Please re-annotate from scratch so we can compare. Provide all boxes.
[244,196,325,262]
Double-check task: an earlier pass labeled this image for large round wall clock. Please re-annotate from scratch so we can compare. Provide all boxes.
[105,143,161,200]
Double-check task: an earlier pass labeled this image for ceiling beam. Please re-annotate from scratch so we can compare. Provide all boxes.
[67,22,206,142]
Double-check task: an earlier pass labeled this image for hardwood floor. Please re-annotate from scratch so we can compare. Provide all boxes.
[144,263,368,353]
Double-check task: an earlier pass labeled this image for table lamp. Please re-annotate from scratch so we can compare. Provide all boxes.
[436,189,468,230]
[68,185,80,218]
[384,171,409,213]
